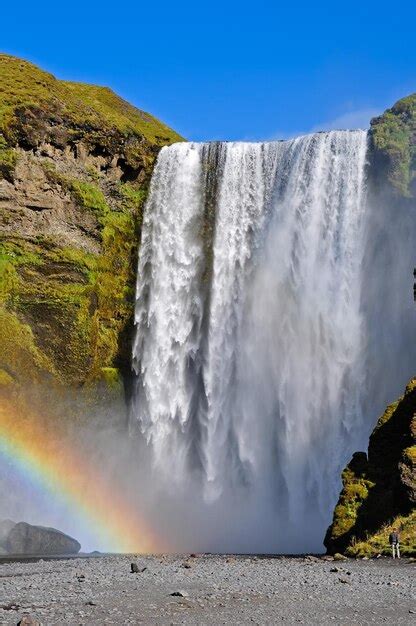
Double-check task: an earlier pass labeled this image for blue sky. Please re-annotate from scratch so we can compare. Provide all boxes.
[2,1,415,141]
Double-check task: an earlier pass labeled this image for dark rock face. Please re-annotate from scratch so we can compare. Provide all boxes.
[5,522,80,555]
[325,379,416,556]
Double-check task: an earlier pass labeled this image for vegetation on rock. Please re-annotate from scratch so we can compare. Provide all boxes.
[325,379,416,556]
[0,54,182,410]
[369,94,416,197]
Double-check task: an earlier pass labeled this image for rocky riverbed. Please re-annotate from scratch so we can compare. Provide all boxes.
[0,554,414,625]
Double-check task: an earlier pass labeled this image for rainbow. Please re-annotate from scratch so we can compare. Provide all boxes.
[0,402,163,553]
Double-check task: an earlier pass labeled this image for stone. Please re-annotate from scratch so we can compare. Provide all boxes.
[304,555,320,563]
[17,617,40,626]
[170,591,187,597]
[6,522,80,555]
[333,553,347,562]
[131,562,139,573]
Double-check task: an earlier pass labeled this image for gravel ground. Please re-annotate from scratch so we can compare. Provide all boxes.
[0,554,415,625]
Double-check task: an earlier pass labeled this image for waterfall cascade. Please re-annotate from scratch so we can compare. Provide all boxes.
[131,131,394,552]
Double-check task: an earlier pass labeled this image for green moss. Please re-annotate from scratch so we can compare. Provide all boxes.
[346,511,416,557]
[69,180,109,216]
[0,146,18,180]
[119,182,147,211]
[403,445,416,463]
[97,367,123,392]
[0,306,56,384]
[370,94,416,196]
[330,474,374,540]
[0,368,14,388]
[374,399,400,431]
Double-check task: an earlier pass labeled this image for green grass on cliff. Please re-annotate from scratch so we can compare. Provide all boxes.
[370,94,416,196]
[346,511,416,558]
[0,54,183,146]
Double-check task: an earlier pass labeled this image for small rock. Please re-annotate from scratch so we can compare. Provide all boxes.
[330,567,340,573]
[17,617,40,626]
[131,562,139,573]
[338,578,350,584]
[2,603,19,611]
[334,553,347,562]
[182,562,192,569]
[85,601,96,606]
[409,609,415,614]
[305,555,320,563]
[170,591,188,598]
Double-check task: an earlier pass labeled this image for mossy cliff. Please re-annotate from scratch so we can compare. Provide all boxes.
[325,379,416,557]
[325,96,416,556]
[0,54,182,408]
[368,93,416,198]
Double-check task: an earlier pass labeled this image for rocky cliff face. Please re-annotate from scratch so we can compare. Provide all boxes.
[0,54,182,413]
[325,379,416,556]
[326,94,416,557]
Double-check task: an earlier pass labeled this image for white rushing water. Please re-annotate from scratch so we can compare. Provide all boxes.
[132,131,371,552]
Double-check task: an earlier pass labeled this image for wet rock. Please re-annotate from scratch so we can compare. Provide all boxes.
[6,522,80,555]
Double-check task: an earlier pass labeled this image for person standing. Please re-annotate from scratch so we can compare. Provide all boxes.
[389,528,400,559]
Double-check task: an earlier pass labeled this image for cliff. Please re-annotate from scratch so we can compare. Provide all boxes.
[368,93,416,198]
[326,94,416,556]
[325,379,416,556]
[0,54,182,411]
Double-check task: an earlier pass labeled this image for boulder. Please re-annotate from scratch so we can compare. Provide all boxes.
[6,522,80,555]
[0,519,16,548]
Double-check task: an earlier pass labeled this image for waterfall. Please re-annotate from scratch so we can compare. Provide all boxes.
[132,131,370,552]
